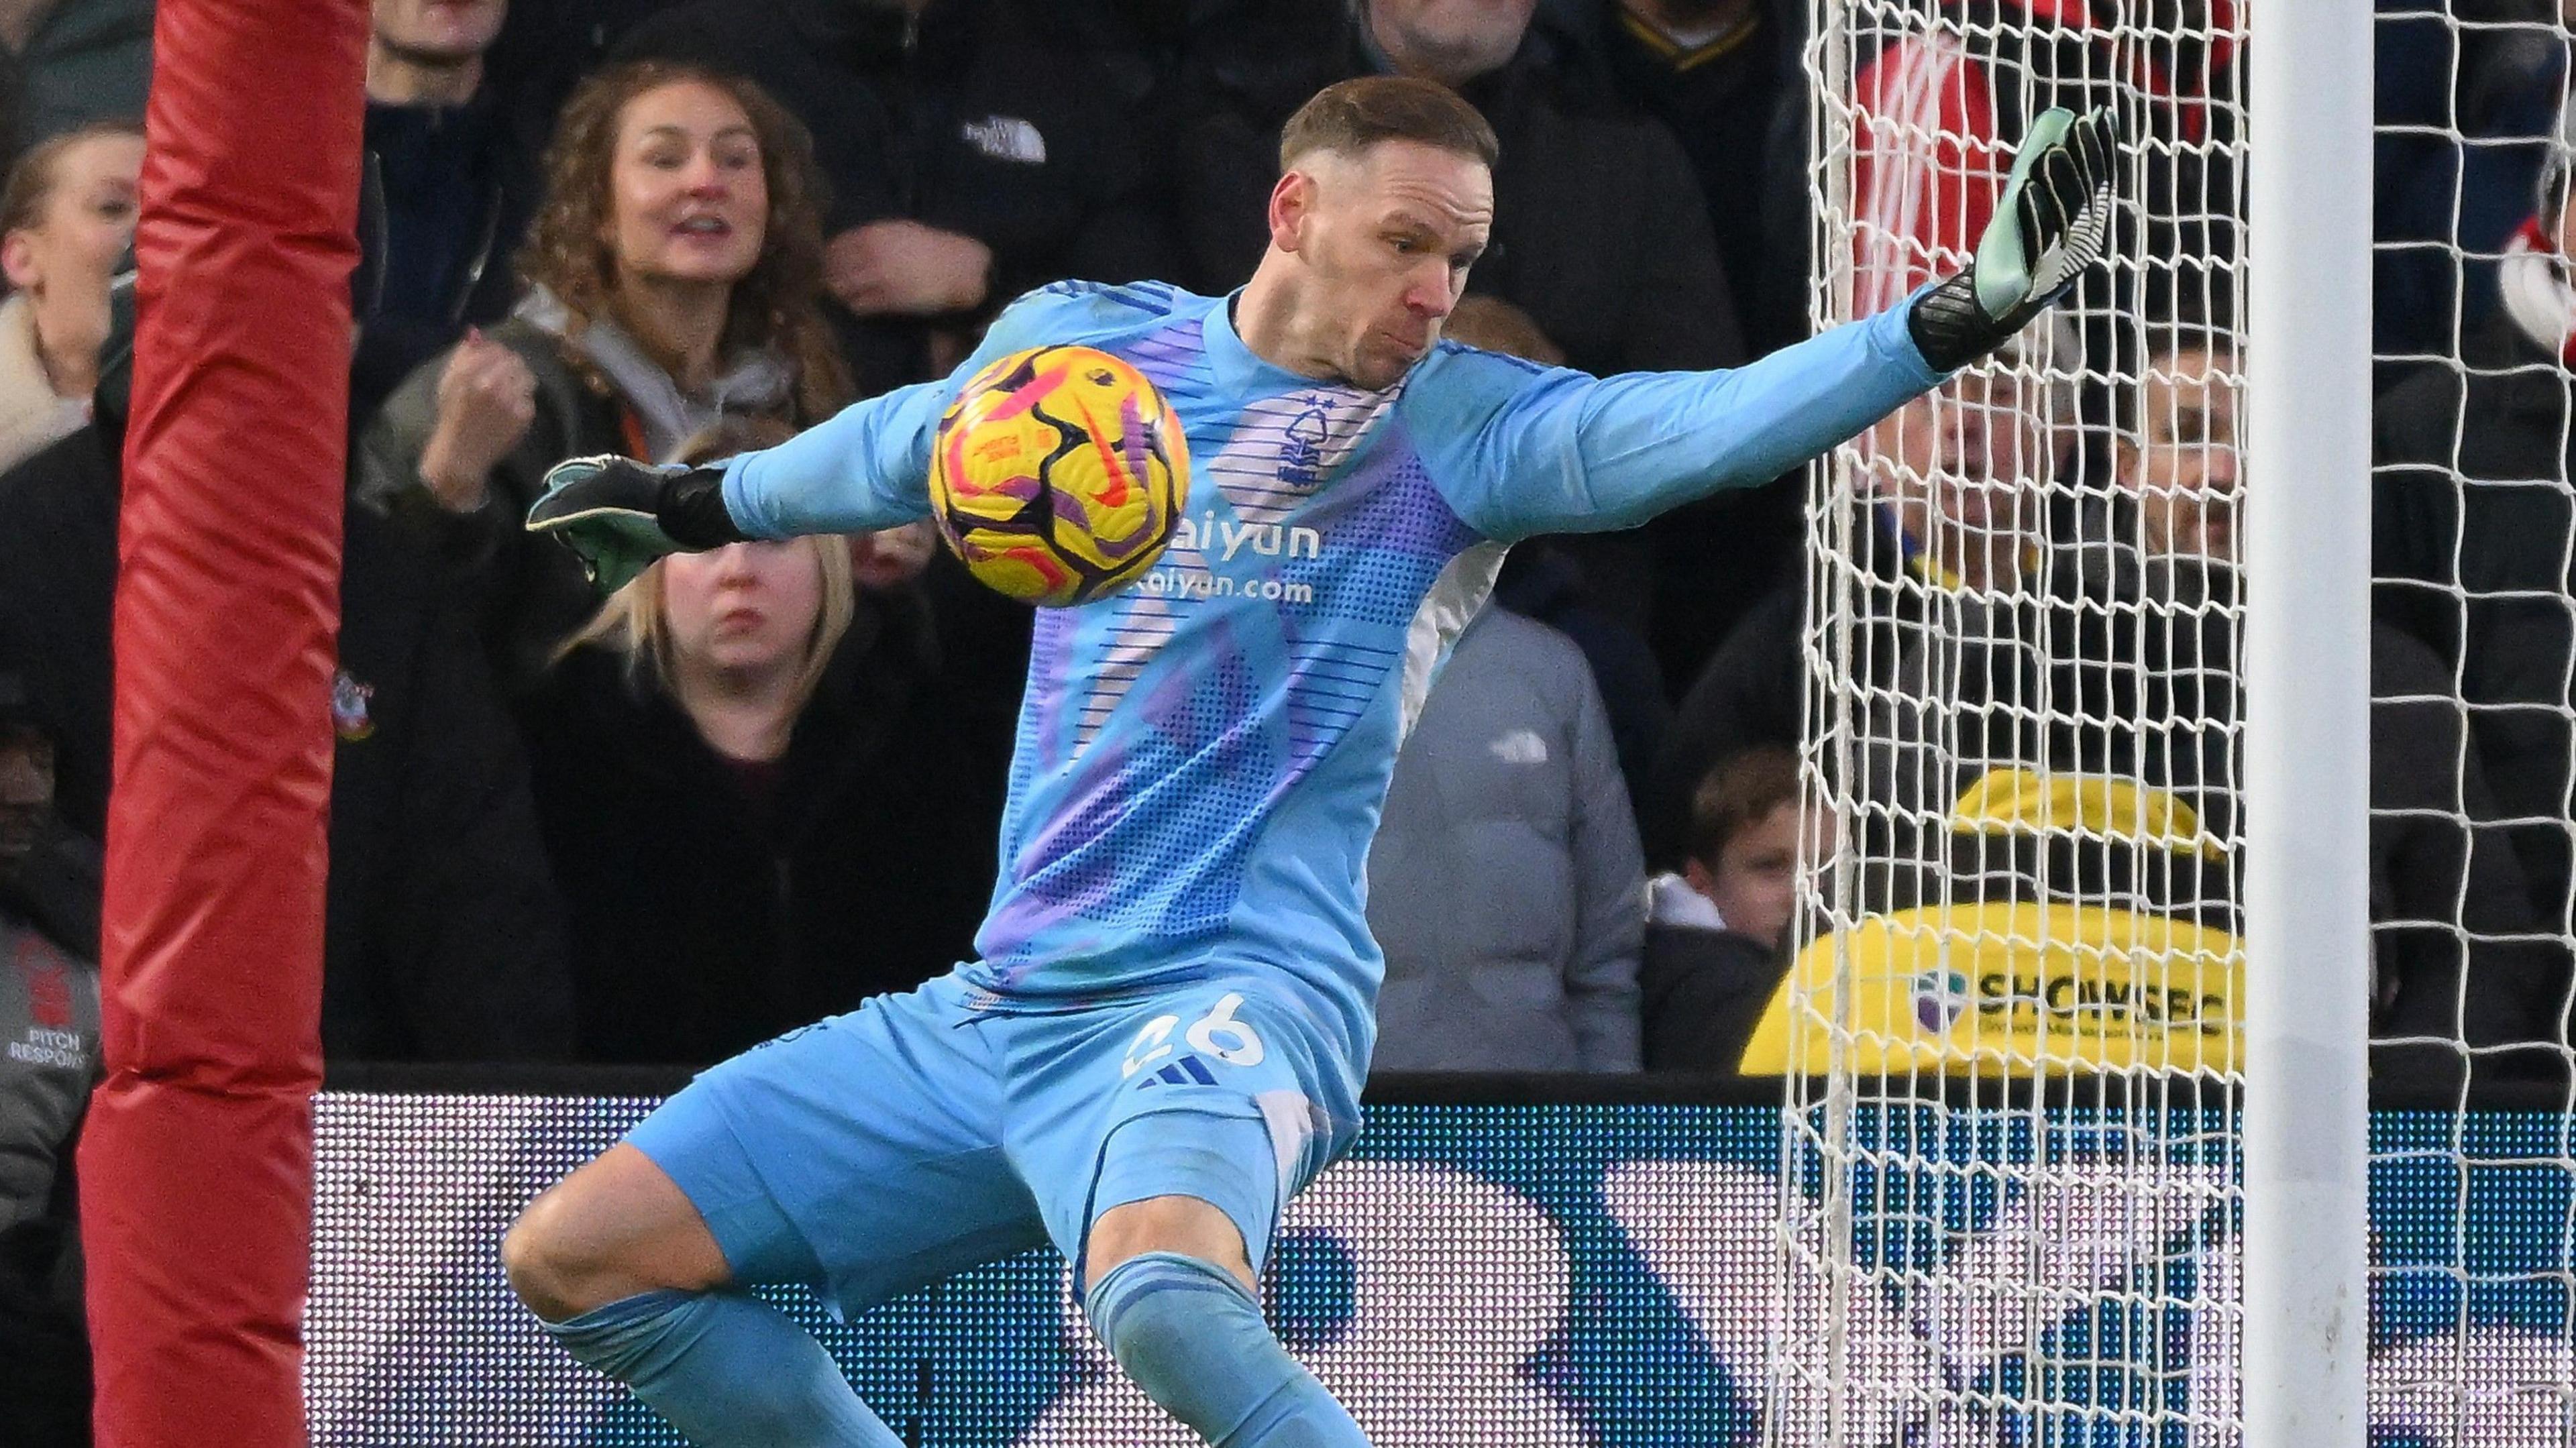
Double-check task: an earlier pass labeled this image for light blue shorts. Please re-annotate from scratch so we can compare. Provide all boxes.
[624,972,1361,1317]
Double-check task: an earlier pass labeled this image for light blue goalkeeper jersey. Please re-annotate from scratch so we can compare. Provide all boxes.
[722,280,1941,1064]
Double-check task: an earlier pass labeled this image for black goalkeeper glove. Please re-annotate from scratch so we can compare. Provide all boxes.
[1908,105,2122,372]
[524,454,747,594]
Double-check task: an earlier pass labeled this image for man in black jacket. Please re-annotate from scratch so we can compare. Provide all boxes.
[356,0,548,422]
[0,673,99,1444]
[0,311,577,1063]
[1550,0,1809,354]
[1646,363,2052,866]
[614,0,1175,400]
[2133,331,2563,1078]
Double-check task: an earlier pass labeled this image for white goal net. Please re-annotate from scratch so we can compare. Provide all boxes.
[1774,0,2576,1443]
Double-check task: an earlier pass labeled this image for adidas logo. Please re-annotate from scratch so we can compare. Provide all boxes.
[1136,1054,1218,1089]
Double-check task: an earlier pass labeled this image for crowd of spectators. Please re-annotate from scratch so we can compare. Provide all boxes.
[1,0,2575,1304]
[0,0,2573,1432]
[0,0,1801,1086]
[0,0,2566,1070]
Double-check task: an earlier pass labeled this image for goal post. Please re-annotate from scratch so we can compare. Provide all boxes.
[79,1,366,1444]
[1772,0,2397,1442]
[2240,0,2374,1443]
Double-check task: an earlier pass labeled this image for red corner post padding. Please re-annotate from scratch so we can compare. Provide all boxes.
[78,1,367,1444]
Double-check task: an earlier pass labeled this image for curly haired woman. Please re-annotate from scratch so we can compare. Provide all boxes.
[358,60,849,689]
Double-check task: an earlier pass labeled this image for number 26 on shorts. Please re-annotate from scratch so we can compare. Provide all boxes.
[1121,993,1267,1078]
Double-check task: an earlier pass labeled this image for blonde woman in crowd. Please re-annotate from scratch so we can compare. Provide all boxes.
[516,421,985,1065]
[0,118,140,474]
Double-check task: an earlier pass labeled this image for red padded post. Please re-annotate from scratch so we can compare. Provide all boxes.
[78,1,367,1443]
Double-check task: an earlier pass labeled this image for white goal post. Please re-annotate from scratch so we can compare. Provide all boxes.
[1767,0,2566,1443]
[2241,0,2373,1443]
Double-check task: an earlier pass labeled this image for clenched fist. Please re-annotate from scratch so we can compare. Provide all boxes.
[417,329,540,511]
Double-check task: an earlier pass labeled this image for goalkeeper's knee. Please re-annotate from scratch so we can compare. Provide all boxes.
[1085,1250,1368,1447]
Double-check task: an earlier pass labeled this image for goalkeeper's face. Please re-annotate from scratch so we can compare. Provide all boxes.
[1267,140,1493,390]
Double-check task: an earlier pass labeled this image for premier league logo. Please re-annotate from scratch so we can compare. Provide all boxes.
[1913,968,1972,1032]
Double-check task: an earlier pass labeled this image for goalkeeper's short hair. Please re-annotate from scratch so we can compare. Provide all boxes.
[1280,76,1500,173]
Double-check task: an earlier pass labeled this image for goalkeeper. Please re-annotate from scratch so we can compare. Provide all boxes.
[502,76,2116,1447]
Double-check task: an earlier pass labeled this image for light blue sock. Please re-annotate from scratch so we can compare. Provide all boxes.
[1085,1250,1371,1447]
[545,1288,900,1448]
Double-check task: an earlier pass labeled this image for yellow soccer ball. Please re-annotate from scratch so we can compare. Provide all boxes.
[927,344,1190,608]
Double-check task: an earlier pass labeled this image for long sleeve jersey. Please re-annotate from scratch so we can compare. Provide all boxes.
[719,280,1939,1065]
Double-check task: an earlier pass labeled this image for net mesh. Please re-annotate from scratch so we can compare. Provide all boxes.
[2365,3,2576,1443]
[1774,0,2576,1442]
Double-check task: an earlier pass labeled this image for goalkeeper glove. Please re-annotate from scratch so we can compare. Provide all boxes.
[524,455,747,594]
[1908,105,2122,372]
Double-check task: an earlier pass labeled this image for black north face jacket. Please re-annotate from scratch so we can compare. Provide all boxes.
[615,0,1175,398]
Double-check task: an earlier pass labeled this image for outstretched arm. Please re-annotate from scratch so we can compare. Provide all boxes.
[519,379,958,593]
[720,378,950,539]
[524,284,1100,589]
[1421,298,1941,541]
[729,282,1190,536]
[1428,106,2118,542]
